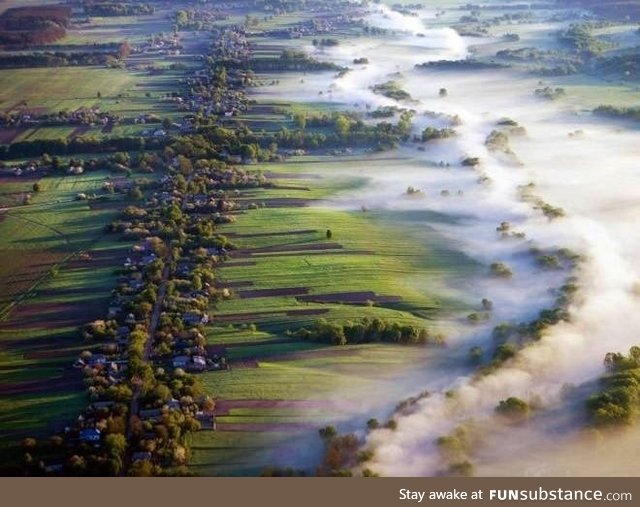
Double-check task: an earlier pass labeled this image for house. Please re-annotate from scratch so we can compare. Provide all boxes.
[140,254,157,266]
[195,411,216,430]
[88,354,107,367]
[139,408,163,420]
[190,355,207,371]
[183,312,209,326]
[131,452,153,462]
[90,401,115,411]
[172,355,190,368]
[79,428,101,443]
[167,398,181,410]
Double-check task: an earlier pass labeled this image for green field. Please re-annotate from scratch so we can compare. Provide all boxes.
[190,154,477,475]
[0,66,185,127]
[191,343,437,475]
[0,67,135,113]
[0,170,131,442]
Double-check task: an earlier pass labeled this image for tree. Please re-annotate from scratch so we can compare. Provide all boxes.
[319,425,337,440]
[128,187,143,201]
[326,229,332,239]
[118,41,132,60]
[335,115,350,137]
[496,397,530,422]
[153,384,172,404]
[294,113,307,130]
[32,182,41,192]
[97,91,102,98]
[469,346,484,364]
[105,433,127,457]
[240,144,257,162]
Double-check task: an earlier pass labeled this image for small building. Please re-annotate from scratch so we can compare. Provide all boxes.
[79,428,101,443]
[195,411,216,430]
[131,452,153,462]
[88,354,107,367]
[183,312,209,326]
[172,355,190,368]
[139,408,163,420]
[190,355,207,371]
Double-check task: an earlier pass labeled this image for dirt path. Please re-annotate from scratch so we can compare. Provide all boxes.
[127,263,169,436]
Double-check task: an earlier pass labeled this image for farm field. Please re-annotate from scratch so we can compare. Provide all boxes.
[189,153,477,474]
[0,169,131,443]
[55,12,174,46]
[0,233,131,442]
[191,343,443,475]
[0,170,127,313]
[0,67,135,113]
[0,66,186,116]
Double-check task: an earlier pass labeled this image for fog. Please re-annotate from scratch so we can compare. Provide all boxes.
[276,4,640,476]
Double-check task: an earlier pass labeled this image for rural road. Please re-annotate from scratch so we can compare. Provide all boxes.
[127,262,170,438]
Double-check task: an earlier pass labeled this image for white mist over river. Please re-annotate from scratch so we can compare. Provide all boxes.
[255,3,640,475]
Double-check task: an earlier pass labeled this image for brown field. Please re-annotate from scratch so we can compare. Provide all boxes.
[0,127,26,143]
[296,291,402,305]
[0,250,67,308]
[215,399,351,414]
[225,229,318,238]
[216,422,316,432]
[237,287,310,299]
[0,369,81,396]
[214,308,330,323]
[234,242,342,258]
[68,124,91,139]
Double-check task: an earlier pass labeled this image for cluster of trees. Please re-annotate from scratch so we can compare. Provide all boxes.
[495,47,582,75]
[421,127,456,142]
[0,5,72,46]
[174,8,227,31]
[0,136,168,160]
[369,106,400,118]
[436,425,475,476]
[291,318,444,346]
[417,59,507,70]
[593,105,640,121]
[316,425,373,477]
[587,346,640,427]
[534,86,566,100]
[312,38,339,47]
[559,23,612,57]
[247,50,339,71]
[0,50,120,69]
[82,2,156,17]
[372,81,412,101]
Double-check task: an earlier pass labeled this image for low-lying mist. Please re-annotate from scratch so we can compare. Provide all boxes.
[255,3,640,476]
